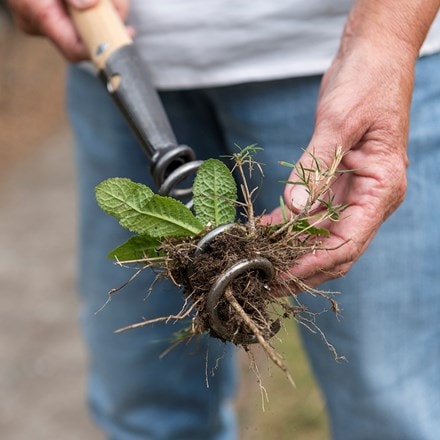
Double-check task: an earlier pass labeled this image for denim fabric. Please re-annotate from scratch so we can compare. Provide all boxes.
[66,51,440,439]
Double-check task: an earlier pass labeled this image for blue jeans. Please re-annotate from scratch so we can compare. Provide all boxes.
[67,52,440,440]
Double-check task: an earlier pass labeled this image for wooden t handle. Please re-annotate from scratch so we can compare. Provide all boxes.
[69,0,132,70]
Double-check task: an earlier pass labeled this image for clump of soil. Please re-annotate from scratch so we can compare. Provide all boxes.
[156,220,341,382]
[163,223,310,345]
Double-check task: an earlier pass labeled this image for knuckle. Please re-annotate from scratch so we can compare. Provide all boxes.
[370,153,408,218]
[34,4,53,27]
[327,257,355,280]
[320,262,351,282]
[9,1,54,36]
[388,160,408,207]
[396,175,407,204]
[336,243,360,275]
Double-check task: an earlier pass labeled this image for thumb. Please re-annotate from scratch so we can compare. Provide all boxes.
[260,207,286,226]
[284,135,347,213]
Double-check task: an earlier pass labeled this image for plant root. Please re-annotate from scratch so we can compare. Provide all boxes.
[224,287,295,387]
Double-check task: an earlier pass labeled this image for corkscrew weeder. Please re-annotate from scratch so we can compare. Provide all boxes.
[71,0,278,340]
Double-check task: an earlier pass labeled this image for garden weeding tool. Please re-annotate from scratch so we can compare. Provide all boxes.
[70,0,279,344]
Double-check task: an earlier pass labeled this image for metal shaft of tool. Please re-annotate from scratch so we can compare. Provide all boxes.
[102,45,202,199]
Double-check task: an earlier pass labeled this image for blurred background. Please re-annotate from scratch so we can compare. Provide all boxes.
[0,6,328,439]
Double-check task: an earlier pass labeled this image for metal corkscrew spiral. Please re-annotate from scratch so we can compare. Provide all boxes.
[193,224,280,344]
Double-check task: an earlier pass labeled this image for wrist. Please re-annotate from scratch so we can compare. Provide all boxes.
[340,0,439,64]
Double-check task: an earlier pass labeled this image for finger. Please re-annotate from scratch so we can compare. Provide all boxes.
[287,201,379,287]
[284,107,372,213]
[9,0,90,61]
[38,3,89,61]
[259,207,287,226]
[284,141,347,213]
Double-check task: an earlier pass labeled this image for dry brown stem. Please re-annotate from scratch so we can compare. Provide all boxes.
[224,287,295,387]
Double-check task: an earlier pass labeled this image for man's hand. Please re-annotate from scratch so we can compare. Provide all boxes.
[6,0,129,61]
[267,0,439,290]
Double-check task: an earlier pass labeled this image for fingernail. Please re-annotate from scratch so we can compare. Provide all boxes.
[289,186,309,211]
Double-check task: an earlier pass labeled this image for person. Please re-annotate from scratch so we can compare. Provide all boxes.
[7,0,440,438]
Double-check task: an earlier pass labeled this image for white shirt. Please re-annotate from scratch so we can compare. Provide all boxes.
[128,0,440,90]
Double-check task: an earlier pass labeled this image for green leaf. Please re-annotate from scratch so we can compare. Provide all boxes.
[278,160,296,168]
[233,144,263,161]
[279,196,288,222]
[193,159,237,226]
[107,235,162,261]
[119,194,203,237]
[293,219,330,236]
[96,178,154,219]
[96,178,203,237]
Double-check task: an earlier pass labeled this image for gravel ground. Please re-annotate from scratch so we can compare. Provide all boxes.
[0,133,103,439]
[0,17,103,439]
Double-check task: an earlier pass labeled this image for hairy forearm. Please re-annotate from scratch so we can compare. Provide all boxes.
[342,0,439,61]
